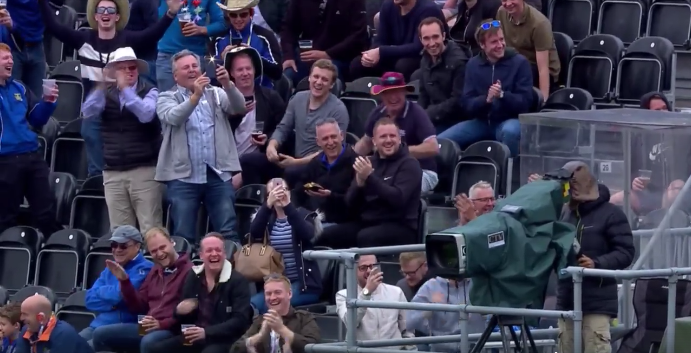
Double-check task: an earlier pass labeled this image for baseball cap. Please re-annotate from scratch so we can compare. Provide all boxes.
[109,225,144,244]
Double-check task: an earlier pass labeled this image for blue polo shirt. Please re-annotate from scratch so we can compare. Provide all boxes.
[365,100,437,172]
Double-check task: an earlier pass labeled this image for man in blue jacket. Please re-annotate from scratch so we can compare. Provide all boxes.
[16,294,94,353]
[0,43,62,238]
[6,0,44,97]
[438,20,533,156]
[82,225,153,346]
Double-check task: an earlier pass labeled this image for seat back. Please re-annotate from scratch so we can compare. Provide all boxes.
[83,239,113,289]
[53,80,84,124]
[452,159,500,200]
[236,204,261,243]
[553,32,574,87]
[35,229,91,293]
[550,0,595,42]
[274,74,293,103]
[647,2,691,47]
[70,195,110,238]
[417,199,428,242]
[79,175,105,196]
[171,236,192,254]
[543,87,595,111]
[51,137,88,182]
[617,36,675,102]
[427,206,459,234]
[56,290,95,333]
[342,77,381,137]
[43,4,77,68]
[0,286,7,304]
[50,172,78,226]
[462,141,511,194]
[10,286,57,308]
[434,138,461,198]
[63,0,87,16]
[312,246,337,302]
[598,0,645,44]
[38,117,60,154]
[0,226,43,257]
[59,118,82,137]
[568,34,624,100]
[236,184,267,205]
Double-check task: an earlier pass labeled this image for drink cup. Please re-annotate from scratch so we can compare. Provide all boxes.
[639,169,652,186]
[42,79,56,96]
[181,324,195,346]
[298,40,313,53]
[137,315,146,336]
[178,12,192,30]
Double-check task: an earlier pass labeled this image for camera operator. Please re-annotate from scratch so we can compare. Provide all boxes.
[556,161,635,353]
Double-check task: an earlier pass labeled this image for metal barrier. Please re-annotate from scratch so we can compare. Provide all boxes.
[303,245,691,353]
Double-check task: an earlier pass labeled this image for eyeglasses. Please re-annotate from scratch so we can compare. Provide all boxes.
[96,7,117,14]
[472,197,496,203]
[400,261,426,277]
[111,242,132,250]
[479,20,501,31]
[357,263,379,272]
[228,12,250,18]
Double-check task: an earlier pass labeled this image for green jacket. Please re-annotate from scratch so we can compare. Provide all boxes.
[231,308,321,353]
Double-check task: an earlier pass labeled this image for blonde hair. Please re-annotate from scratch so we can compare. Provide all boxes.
[264,273,292,288]
[144,227,171,243]
[399,251,426,264]
[0,43,10,53]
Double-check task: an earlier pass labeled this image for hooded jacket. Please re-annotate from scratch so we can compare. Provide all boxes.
[462,49,533,123]
[120,253,193,330]
[418,41,469,125]
[406,277,486,352]
[85,254,153,328]
[230,308,320,353]
[215,23,282,88]
[345,145,423,230]
[0,80,56,156]
[557,184,636,316]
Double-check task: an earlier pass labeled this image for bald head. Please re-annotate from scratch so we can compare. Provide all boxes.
[21,294,51,315]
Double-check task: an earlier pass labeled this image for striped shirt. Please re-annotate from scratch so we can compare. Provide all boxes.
[178,86,232,184]
[270,218,298,281]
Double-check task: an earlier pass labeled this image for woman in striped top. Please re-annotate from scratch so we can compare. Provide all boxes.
[248,178,323,314]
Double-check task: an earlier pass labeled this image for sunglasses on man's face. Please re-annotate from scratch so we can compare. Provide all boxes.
[111,242,131,250]
[228,12,250,19]
[96,7,118,14]
[117,65,138,72]
[480,20,501,31]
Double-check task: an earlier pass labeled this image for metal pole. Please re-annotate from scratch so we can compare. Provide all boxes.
[305,345,447,353]
[345,256,359,348]
[623,129,633,221]
[302,250,360,261]
[354,328,562,347]
[351,300,573,319]
[632,228,691,237]
[621,280,632,329]
[315,244,426,255]
[666,274,678,353]
[633,173,691,270]
[459,311,470,353]
[561,266,691,279]
[573,272,583,353]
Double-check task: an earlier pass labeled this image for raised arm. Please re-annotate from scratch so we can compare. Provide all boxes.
[38,0,89,50]
[124,5,177,50]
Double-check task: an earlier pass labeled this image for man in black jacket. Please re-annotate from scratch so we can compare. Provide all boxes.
[149,233,252,353]
[556,161,635,353]
[294,118,358,227]
[80,47,163,233]
[417,17,468,133]
[316,118,423,249]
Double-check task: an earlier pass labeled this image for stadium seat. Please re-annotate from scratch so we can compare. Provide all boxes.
[296,246,336,313]
[378,255,403,285]
[79,175,104,196]
[549,0,595,43]
[639,208,691,229]
[294,77,343,97]
[428,138,461,205]
[452,141,511,198]
[34,229,91,295]
[49,172,78,226]
[70,195,110,239]
[417,199,428,242]
[0,286,7,304]
[63,0,87,16]
[647,1,691,48]
[51,137,88,182]
[171,235,192,254]
[49,61,84,125]
[407,80,420,102]
[236,184,267,205]
[597,0,645,44]
[315,315,346,343]
[553,32,574,87]
[274,74,293,103]
[0,226,43,292]
[38,136,48,162]
[43,3,77,68]
[616,36,675,104]
[542,87,595,111]
[531,87,544,112]
[59,117,82,137]
[341,77,380,137]
[567,34,624,101]
[10,286,56,308]
[427,206,458,234]
[346,132,360,144]
[236,204,260,243]
[56,290,95,332]
[38,117,60,154]
[83,236,113,289]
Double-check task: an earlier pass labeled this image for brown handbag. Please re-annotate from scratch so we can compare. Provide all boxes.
[233,229,284,282]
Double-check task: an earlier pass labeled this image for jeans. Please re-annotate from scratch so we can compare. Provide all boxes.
[251,281,321,314]
[79,326,94,347]
[11,44,46,98]
[156,52,176,91]
[81,115,104,177]
[166,169,239,243]
[144,58,157,86]
[438,118,521,157]
[92,323,175,353]
[283,49,349,85]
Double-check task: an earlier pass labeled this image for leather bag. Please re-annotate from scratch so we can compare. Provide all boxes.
[233,229,284,282]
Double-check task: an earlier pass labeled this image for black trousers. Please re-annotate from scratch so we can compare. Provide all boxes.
[239,151,309,188]
[148,335,231,353]
[316,220,418,249]
[0,150,60,237]
[349,56,420,82]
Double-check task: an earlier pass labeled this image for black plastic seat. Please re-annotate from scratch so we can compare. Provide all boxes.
[542,87,595,111]
[406,80,420,102]
[553,32,574,87]
[567,34,624,101]
[597,0,645,44]
[69,195,110,239]
[56,290,95,332]
[274,74,293,103]
[0,286,7,304]
[236,184,267,205]
[452,141,511,197]
[49,61,84,125]
[171,236,192,254]
[616,36,675,103]
[49,172,78,226]
[341,77,381,138]
[427,206,459,234]
[531,87,544,112]
[417,199,428,243]
[79,175,105,196]
[537,88,595,153]
[59,118,82,137]
[38,117,60,155]
[236,204,260,243]
[647,1,691,47]
[346,132,360,144]
[83,237,114,289]
[430,138,461,205]
[35,229,91,295]
[63,0,87,15]
[0,226,43,291]
[51,137,88,182]
[549,0,595,43]
[43,3,77,68]
[10,286,56,308]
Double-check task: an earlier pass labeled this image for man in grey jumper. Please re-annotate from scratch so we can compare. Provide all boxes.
[155,49,247,243]
[236,59,350,187]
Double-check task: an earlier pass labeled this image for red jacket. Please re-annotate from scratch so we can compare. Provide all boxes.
[120,253,193,329]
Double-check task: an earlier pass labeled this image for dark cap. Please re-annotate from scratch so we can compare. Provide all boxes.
[562,161,599,201]
[109,225,143,244]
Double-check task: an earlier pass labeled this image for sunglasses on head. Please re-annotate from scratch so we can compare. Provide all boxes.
[228,12,250,18]
[96,6,117,14]
[480,20,501,30]
[111,242,131,250]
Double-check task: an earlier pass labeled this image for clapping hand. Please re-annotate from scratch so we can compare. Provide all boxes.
[105,259,128,281]
[487,80,502,103]
[454,193,476,222]
[263,310,285,332]
[353,156,374,186]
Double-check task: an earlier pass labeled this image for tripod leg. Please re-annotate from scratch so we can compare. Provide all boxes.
[523,323,539,353]
[470,315,499,353]
[507,326,522,352]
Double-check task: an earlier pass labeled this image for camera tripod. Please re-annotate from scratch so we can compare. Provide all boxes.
[469,315,538,353]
